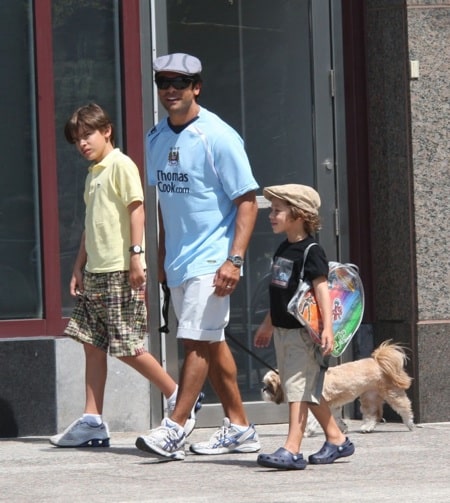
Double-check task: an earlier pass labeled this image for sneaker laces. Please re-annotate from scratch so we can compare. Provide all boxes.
[162,420,185,438]
[214,424,230,443]
[166,427,184,442]
[163,426,185,451]
[210,418,236,446]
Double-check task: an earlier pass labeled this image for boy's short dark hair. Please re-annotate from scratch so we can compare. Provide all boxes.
[64,103,115,146]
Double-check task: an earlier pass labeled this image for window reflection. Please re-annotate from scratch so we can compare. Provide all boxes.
[52,0,121,316]
[0,1,42,319]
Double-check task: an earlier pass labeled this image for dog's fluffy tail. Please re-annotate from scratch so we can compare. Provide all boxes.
[372,340,412,389]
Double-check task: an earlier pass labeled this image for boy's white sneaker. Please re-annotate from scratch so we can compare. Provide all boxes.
[135,418,186,461]
[189,417,261,455]
[49,418,110,447]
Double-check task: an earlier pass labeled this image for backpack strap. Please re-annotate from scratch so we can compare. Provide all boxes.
[300,243,318,280]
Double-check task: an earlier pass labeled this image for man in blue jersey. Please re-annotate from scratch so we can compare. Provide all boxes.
[135,53,261,461]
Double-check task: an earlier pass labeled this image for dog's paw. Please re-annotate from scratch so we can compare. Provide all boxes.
[405,419,415,431]
[360,419,377,433]
[304,412,320,437]
[303,427,317,438]
[335,416,349,434]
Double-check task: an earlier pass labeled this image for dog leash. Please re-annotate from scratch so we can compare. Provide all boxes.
[158,281,278,374]
[158,281,171,333]
[225,331,279,374]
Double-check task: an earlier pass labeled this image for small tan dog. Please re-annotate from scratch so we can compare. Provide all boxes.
[262,340,414,435]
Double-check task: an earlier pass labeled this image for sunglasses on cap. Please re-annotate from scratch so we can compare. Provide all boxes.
[155,76,195,90]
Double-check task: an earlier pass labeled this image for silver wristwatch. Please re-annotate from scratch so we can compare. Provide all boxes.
[129,245,144,254]
[227,255,244,267]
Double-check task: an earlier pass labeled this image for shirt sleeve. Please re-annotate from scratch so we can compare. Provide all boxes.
[113,156,144,207]
[211,129,259,200]
[304,244,329,281]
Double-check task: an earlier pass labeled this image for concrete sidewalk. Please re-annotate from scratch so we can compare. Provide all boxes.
[1,420,449,502]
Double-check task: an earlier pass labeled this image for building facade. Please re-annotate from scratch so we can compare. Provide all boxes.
[0,0,448,437]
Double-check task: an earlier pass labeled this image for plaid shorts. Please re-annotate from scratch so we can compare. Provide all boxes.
[64,271,147,357]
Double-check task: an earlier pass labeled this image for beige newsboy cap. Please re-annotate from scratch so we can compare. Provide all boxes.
[263,184,321,216]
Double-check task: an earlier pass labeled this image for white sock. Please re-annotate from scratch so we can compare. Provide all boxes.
[83,414,102,426]
[166,385,178,410]
[231,423,248,432]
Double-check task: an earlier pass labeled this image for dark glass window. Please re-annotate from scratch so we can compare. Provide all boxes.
[0,1,42,319]
[52,0,122,316]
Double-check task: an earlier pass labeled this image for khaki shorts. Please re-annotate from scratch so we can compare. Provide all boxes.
[170,274,229,343]
[64,271,147,357]
[273,326,329,404]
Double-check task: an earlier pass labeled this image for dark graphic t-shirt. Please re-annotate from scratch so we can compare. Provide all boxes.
[269,236,329,328]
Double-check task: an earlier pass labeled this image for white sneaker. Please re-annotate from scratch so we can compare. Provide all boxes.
[135,418,186,460]
[189,417,261,455]
[166,392,205,438]
[49,418,110,447]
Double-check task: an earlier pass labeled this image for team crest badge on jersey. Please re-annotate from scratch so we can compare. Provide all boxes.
[168,147,179,165]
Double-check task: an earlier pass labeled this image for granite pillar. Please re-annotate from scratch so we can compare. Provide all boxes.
[364,0,450,421]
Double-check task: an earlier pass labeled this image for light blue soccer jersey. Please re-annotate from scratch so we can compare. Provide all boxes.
[146,106,259,287]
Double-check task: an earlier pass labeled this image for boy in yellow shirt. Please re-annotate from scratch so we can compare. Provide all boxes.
[50,103,192,447]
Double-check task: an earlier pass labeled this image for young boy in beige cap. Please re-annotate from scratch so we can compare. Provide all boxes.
[254,184,354,470]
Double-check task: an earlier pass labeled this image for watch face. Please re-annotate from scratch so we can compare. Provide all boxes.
[228,255,243,267]
[130,245,142,253]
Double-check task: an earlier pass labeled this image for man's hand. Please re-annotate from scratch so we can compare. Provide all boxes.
[213,260,241,296]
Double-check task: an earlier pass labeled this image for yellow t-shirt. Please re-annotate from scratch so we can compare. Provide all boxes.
[83,148,146,272]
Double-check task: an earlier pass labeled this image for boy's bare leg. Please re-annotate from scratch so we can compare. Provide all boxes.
[284,401,308,454]
[309,397,346,444]
[120,352,177,398]
[207,340,248,426]
[170,339,209,427]
[83,343,107,415]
